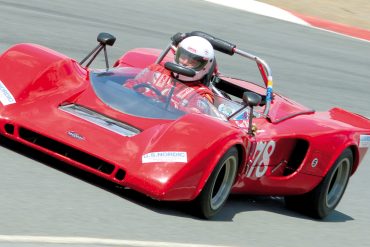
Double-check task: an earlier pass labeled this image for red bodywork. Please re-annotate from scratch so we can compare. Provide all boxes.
[0,43,369,202]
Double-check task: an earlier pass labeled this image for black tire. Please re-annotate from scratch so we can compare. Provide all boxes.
[285,148,353,219]
[194,147,238,219]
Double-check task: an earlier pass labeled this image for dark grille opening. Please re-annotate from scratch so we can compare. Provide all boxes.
[4,124,15,134]
[115,169,126,181]
[19,127,116,175]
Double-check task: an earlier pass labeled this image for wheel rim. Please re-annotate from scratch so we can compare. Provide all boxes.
[210,156,237,210]
[325,157,351,208]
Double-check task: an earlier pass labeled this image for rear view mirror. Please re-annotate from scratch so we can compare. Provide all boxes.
[97,32,116,46]
[243,91,262,107]
[80,32,116,69]
[242,92,262,135]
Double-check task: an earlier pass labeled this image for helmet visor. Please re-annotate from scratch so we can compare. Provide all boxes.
[175,47,208,71]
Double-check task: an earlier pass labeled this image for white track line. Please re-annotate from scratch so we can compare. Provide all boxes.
[0,235,232,247]
[203,0,370,43]
[203,0,309,25]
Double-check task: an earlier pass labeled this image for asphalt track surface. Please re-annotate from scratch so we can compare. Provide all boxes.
[0,1,370,247]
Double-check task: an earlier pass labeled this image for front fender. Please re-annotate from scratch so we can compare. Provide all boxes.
[126,113,246,201]
[0,43,87,105]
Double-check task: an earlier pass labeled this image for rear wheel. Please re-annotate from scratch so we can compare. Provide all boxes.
[195,147,238,219]
[285,148,353,219]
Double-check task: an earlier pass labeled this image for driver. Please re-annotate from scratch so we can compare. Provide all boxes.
[125,36,216,106]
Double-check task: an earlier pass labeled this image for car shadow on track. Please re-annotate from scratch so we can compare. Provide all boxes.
[219,194,354,222]
[0,135,354,222]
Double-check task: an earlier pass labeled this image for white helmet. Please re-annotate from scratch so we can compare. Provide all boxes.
[174,36,215,82]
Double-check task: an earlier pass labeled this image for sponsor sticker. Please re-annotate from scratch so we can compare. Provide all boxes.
[67,131,85,141]
[142,151,187,163]
[311,158,319,168]
[246,140,276,178]
[359,135,370,148]
[0,80,16,105]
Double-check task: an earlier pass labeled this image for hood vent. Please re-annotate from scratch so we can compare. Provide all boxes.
[59,104,140,137]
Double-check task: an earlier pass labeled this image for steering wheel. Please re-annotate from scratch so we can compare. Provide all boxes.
[132,83,167,102]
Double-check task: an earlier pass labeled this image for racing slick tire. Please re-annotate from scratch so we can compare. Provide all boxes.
[285,148,353,219]
[194,147,238,219]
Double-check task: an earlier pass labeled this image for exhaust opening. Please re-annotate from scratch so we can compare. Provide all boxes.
[4,124,15,135]
[115,169,126,181]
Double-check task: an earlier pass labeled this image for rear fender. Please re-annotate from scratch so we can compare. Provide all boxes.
[302,133,368,178]
[328,107,370,174]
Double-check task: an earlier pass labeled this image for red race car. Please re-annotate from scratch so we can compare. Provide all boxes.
[0,32,369,219]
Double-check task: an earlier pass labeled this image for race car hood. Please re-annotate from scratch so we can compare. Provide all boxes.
[3,89,242,201]
[70,86,242,200]
[1,85,242,201]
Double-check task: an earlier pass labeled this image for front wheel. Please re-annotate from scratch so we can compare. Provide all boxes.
[194,147,238,219]
[285,148,353,219]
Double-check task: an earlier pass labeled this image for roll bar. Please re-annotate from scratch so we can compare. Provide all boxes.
[155,31,274,117]
[233,48,273,116]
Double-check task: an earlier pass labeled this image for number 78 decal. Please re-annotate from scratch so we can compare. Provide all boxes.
[246,140,276,178]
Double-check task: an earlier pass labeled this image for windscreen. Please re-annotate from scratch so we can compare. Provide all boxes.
[90,67,226,121]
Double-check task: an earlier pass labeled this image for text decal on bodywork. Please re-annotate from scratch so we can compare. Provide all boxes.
[0,80,16,105]
[359,135,370,148]
[142,152,188,163]
[246,140,276,178]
